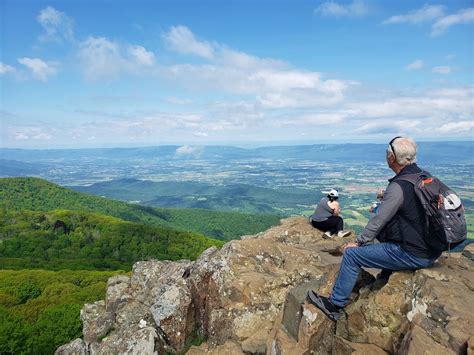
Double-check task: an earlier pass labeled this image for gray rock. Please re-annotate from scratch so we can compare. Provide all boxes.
[463,243,474,262]
[106,274,131,312]
[81,301,114,344]
[54,338,86,355]
[281,278,323,340]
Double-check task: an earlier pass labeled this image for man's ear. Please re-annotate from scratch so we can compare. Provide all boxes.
[386,152,395,165]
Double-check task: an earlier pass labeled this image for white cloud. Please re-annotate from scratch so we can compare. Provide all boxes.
[438,121,474,134]
[355,119,421,135]
[163,63,351,108]
[290,112,348,125]
[348,88,473,120]
[432,66,451,74]
[37,6,74,42]
[75,27,350,105]
[128,45,155,66]
[78,37,155,80]
[159,26,352,109]
[431,8,474,36]
[6,85,472,145]
[162,25,214,59]
[382,5,445,24]
[314,0,368,17]
[382,6,473,37]
[164,97,193,105]
[0,62,15,75]
[176,145,200,155]
[11,126,53,141]
[18,57,58,81]
[78,37,125,80]
[405,59,423,71]
[6,23,472,145]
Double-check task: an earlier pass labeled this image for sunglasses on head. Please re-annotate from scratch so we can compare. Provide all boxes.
[389,136,402,159]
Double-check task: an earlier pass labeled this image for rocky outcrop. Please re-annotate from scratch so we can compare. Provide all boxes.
[57,217,474,355]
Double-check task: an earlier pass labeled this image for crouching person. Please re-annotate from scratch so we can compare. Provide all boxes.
[307,137,449,321]
[309,189,350,238]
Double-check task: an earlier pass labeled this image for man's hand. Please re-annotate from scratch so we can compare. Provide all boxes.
[343,242,359,252]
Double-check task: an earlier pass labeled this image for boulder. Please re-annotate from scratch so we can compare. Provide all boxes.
[404,257,474,353]
[150,283,194,351]
[468,336,474,355]
[88,326,163,354]
[187,340,244,354]
[105,274,131,313]
[81,301,114,344]
[270,262,374,355]
[398,321,456,355]
[79,259,195,353]
[55,217,474,355]
[54,338,86,355]
[281,279,324,340]
[336,271,414,352]
[187,218,347,350]
[333,336,388,354]
[463,243,474,262]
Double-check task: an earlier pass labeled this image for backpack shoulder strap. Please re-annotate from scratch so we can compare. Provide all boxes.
[395,171,431,185]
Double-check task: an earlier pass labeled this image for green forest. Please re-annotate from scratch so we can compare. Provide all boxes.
[0,177,280,241]
[0,177,281,354]
[0,269,123,354]
[0,208,223,270]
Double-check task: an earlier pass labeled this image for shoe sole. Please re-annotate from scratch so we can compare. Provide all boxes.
[338,231,351,238]
[306,291,341,321]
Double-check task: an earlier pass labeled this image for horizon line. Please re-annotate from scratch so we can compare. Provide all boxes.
[1,139,473,151]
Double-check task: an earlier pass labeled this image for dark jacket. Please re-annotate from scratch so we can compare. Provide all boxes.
[357,163,445,259]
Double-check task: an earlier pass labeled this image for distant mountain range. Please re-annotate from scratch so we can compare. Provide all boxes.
[1,141,472,164]
[0,159,47,176]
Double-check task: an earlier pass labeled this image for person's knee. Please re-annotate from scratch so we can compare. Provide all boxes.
[344,246,355,255]
[342,247,357,261]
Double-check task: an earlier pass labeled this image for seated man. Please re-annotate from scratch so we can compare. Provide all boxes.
[307,137,447,321]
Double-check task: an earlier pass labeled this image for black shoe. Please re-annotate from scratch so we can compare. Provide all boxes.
[306,290,342,321]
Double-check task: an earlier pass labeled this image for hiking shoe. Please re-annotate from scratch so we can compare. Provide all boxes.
[323,231,333,239]
[306,290,342,321]
[337,230,351,238]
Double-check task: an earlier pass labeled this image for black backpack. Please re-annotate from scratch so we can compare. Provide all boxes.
[398,171,467,250]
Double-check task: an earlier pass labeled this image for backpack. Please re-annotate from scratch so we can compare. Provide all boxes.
[398,172,467,250]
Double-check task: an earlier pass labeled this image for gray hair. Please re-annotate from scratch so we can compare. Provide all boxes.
[387,137,417,166]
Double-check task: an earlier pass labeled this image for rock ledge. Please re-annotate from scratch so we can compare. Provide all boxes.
[57,217,474,355]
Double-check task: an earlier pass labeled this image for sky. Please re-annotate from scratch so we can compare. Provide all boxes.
[0,0,473,148]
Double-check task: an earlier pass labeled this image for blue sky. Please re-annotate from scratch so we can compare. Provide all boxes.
[1,0,473,148]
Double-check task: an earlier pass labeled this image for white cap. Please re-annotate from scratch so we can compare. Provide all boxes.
[328,189,339,197]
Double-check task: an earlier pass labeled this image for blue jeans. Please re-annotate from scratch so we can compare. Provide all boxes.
[329,242,435,307]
